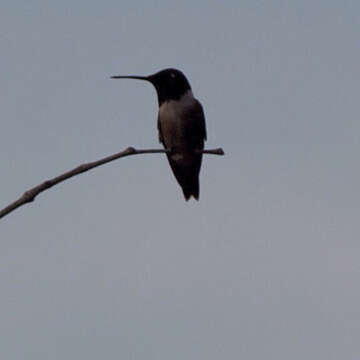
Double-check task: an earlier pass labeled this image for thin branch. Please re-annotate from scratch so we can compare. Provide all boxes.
[0,147,224,220]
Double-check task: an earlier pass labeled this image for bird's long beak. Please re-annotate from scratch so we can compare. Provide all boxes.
[110,75,150,81]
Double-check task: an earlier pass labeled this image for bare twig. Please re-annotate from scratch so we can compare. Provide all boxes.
[0,147,224,219]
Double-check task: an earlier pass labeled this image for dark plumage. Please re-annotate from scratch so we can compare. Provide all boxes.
[111,68,207,200]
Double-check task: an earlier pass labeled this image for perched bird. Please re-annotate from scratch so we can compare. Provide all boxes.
[111,68,207,200]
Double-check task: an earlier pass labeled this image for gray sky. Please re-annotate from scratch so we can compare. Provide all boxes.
[1,1,360,359]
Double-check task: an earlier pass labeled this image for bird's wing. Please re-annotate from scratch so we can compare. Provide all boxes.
[184,99,207,148]
[157,114,164,144]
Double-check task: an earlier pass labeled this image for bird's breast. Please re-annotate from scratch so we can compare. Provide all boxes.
[158,91,195,151]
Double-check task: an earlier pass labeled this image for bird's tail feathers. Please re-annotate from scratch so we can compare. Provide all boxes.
[182,178,200,201]
[167,155,201,201]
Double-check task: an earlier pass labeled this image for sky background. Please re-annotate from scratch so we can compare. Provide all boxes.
[1,1,360,359]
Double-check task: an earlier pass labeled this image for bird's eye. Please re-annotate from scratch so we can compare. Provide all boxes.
[170,72,176,78]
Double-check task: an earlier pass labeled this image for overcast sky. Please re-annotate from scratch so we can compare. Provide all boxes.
[1,1,360,359]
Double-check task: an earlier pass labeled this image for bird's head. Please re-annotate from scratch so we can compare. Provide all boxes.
[111,68,191,105]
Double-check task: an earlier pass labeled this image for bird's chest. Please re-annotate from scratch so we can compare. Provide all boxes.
[158,97,192,147]
[159,101,183,133]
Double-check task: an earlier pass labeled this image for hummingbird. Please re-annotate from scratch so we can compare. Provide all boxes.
[111,68,207,200]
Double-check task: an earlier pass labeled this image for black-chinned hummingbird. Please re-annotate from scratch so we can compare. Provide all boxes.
[111,68,207,200]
